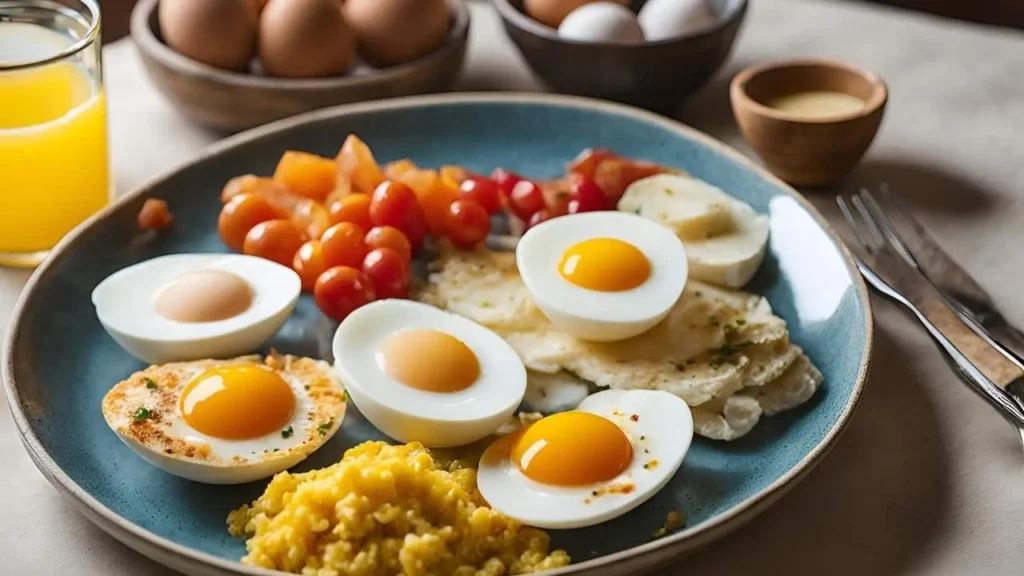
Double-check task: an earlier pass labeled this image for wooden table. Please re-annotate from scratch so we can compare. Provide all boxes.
[4,1,1024,574]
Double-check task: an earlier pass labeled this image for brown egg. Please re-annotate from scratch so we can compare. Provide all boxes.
[258,0,355,78]
[524,0,630,28]
[159,0,258,71]
[343,0,450,68]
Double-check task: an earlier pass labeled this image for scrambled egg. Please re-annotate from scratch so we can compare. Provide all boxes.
[417,247,822,441]
[228,442,570,576]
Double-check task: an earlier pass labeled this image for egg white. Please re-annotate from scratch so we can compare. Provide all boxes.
[332,299,527,448]
[92,254,301,363]
[516,211,688,341]
[477,389,693,530]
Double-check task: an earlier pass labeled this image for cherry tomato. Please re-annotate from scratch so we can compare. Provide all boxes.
[527,208,553,229]
[320,222,368,269]
[328,193,373,230]
[364,226,412,261]
[362,248,411,299]
[490,168,523,197]
[314,266,376,322]
[568,176,611,213]
[508,179,546,221]
[293,240,327,292]
[567,148,615,180]
[369,181,427,249]
[243,219,306,266]
[218,193,287,251]
[460,176,504,215]
[138,198,173,231]
[445,200,491,249]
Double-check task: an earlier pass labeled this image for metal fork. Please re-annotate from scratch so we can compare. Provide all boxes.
[837,192,1024,435]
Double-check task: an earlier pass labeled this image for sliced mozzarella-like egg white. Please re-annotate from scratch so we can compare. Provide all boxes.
[477,389,693,529]
[516,211,688,342]
[332,299,527,448]
[620,175,769,288]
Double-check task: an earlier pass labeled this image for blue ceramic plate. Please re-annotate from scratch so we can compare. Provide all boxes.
[3,94,871,576]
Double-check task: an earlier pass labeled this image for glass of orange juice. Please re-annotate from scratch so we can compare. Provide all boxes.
[0,0,108,268]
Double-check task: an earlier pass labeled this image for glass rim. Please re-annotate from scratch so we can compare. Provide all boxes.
[0,0,101,71]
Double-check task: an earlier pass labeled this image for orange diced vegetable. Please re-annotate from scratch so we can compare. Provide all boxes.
[336,135,385,195]
[593,158,665,201]
[385,159,417,180]
[273,151,337,202]
[138,198,173,231]
[221,175,305,212]
[291,199,331,240]
[440,165,469,190]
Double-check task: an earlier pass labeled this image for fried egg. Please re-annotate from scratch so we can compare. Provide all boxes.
[101,354,346,484]
[477,389,693,529]
[332,299,527,448]
[516,211,688,342]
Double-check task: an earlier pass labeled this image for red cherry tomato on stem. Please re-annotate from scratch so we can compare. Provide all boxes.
[568,176,611,213]
[445,200,491,249]
[321,222,368,268]
[369,181,427,250]
[314,266,375,322]
[460,176,504,215]
[508,179,546,221]
[490,168,523,197]
[362,248,412,299]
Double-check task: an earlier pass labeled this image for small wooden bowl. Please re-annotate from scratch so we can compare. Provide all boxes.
[730,59,887,187]
[131,0,470,133]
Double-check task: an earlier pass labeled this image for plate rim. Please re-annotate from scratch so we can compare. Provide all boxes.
[2,92,873,576]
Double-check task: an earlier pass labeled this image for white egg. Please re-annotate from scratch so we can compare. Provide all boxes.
[557,2,645,44]
[101,354,347,484]
[477,389,693,529]
[638,0,719,41]
[91,254,300,364]
[332,299,527,448]
[516,211,688,342]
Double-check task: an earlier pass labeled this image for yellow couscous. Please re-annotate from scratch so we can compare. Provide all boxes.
[228,441,570,576]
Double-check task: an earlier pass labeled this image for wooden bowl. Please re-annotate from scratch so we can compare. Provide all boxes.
[730,59,888,187]
[130,0,470,133]
[493,0,747,113]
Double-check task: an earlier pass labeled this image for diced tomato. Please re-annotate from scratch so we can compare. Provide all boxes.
[567,148,615,180]
[508,179,546,221]
[568,176,611,213]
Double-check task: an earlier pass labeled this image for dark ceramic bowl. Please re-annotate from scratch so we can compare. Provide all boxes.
[131,0,470,133]
[493,0,747,112]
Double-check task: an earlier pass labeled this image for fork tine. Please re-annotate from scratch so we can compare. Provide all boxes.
[859,189,920,267]
[877,183,930,242]
[850,194,885,248]
[836,196,871,252]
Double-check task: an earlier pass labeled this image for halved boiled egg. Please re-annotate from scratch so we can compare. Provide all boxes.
[478,389,693,529]
[332,299,527,448]
[516,211,688,341]
[101,353,346,484]
[92,254,301,364]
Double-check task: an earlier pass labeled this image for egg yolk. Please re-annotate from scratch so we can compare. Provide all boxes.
[179,365,296,440]
[558,238,650,292]
[511,411,633,486]
[379,329,480,393]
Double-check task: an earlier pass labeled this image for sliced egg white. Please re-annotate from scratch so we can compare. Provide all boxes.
[620,174,769,288]
[478,389,693,530]
[332,299,527,448]
[516,211,688,342]
[91,254,300,364]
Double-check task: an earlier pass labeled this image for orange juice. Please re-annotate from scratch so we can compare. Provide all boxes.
[0,21,109,262]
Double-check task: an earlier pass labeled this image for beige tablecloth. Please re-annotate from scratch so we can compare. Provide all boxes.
[3,1,1024,574]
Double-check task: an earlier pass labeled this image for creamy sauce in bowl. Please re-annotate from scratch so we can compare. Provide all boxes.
[765,90,865,119]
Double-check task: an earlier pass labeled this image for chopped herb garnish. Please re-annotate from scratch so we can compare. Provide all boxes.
[694,291,703,297]
[639,435,646,441]
[591,490,599,497]
[132,406,155,421]
[143,377,157,390]
[664,188,675,196]
[281,426,294,439]
[273,448,280,452]
[644,449,650,454]
[735,318,746,326]
[343,390,351,403]
[317,419,334,436]
[304,385,310,391]
[717,344,735,358]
